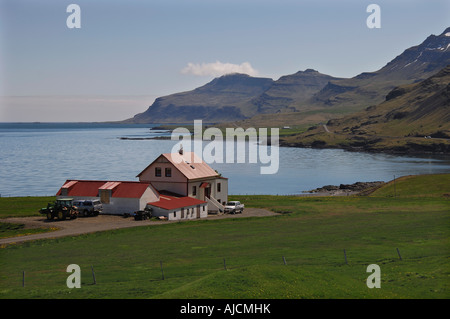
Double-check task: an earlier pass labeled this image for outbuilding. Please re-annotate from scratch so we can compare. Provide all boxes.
[57,180,159,215]
[147,195,207,220]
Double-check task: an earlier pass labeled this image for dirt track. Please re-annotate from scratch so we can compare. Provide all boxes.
[0,208,277,246]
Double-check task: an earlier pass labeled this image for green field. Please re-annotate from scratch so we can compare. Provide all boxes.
[0,174,449,299]
[0,196,55,219]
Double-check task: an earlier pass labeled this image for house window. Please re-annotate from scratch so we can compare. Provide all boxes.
[165,167,172,177]
[217,182,221,192]
[155,167,161,177]
[192,186,197,196]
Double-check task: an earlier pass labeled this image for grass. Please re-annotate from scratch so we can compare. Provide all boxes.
[0,196,56,239]
[0,223,57,239]
[0,174,448,299]
[369,174,450,198]
[0,196,55,219]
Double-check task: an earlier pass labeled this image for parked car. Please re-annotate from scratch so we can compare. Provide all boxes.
[224,201,244,214]
[72,199,103,217]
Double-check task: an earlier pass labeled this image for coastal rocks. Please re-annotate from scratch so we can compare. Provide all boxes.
[305,181,385,195]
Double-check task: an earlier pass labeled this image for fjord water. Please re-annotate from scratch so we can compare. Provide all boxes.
[1,123,449,197]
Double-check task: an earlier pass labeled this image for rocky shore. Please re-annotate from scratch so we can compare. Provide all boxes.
[304,181,385,195]
[279,139,450,156]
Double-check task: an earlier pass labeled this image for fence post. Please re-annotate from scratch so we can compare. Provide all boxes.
[344,249,348,265]
[282,256,287,265]
[393,175,396,197]
[223,258,227,271]
[91,265,96,285]
[22,271,25,287]
[160,261,165,280]
[396,248,403,261]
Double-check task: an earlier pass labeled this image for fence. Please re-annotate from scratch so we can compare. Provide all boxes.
[15,247,409,288]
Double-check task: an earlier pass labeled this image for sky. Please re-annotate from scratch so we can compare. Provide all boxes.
[0,0,449,122]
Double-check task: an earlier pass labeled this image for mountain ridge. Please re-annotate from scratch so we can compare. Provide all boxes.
[125,27,450,125]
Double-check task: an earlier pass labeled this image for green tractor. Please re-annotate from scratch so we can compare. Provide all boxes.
[40,198,78,221]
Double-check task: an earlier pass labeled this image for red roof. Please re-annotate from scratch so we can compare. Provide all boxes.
[148,195,206,210]
[137,152,219,181]
[57,180,105,197]
[57,180,154,198]
[112,182,152,198]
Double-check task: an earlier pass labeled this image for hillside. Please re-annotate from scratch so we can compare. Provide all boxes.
[304,27,450,112]
[247,69,343,114]
[281,65,450,154]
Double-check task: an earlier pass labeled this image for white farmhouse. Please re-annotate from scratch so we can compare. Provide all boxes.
[137,150,228,213]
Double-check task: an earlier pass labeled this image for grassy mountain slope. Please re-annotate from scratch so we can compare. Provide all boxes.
[281,65,450,154]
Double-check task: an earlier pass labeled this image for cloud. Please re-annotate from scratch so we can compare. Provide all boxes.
[181,61,258,77]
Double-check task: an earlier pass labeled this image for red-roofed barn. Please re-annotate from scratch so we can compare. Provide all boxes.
[147,195,208,220]
[57,180,159,215]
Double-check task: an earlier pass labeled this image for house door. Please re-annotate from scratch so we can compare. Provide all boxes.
[205,187,211,199]
[196,205,200,218]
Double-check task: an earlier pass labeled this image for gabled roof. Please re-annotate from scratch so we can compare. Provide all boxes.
[57,180,156,199]
[110,182,154,198]
[58,180,106,197]
[137,151,219,180]
[147,195,206,210]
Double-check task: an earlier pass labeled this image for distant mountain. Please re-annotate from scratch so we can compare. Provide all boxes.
[304,27,450,112]
[126,27,450,125]
[127,70,341,124]
[129,73,274,123]
[281,64,450,154]
[247,69,343,114]
[377,27,450,80]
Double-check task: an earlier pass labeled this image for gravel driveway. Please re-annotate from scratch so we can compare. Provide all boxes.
[0,208,277,246]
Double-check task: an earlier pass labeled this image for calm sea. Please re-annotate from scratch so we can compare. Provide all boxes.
[1,122,450,197]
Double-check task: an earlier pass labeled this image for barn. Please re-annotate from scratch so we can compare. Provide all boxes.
[56,180,159,215]
[147,195,208,220]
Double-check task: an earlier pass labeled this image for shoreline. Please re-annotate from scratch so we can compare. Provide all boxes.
[278,140,450,156]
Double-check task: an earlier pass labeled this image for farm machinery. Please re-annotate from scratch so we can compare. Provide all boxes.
[39,198,78,221]
[133,207,153,221]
